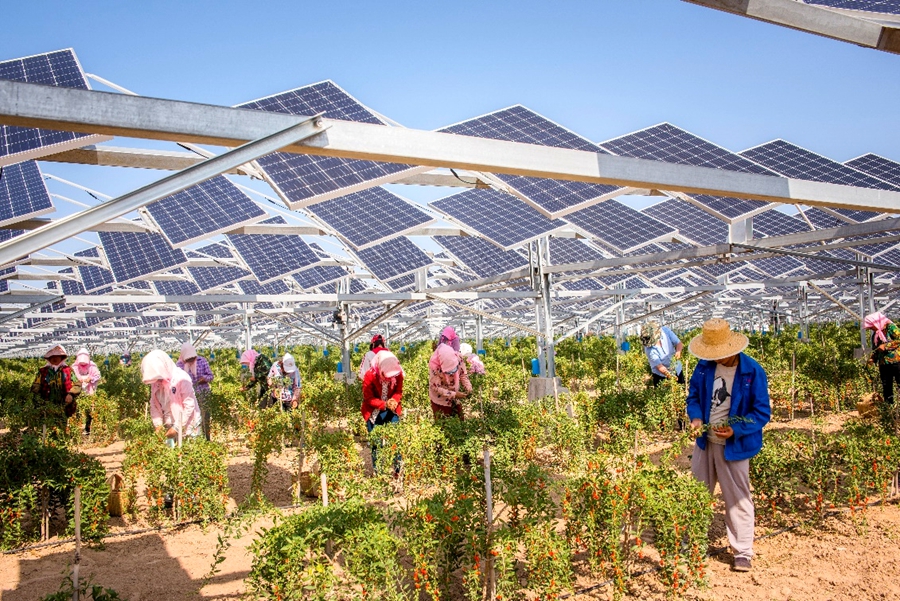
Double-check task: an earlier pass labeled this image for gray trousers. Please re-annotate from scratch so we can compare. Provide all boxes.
[691,442,755,560]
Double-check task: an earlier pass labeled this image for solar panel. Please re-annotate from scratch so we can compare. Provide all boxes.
[225,216,322,284]
[564,199,677,253]
[143,176,266,248]
[386,272,416,292]
[99,231,188,285]
[433,235,529,278]
[747,255,806,278]
[438,105,622,218]
[351,236,432,282]
[153,277,216,315]
[305,187,433,250]
[0,161,55,227]
[236,81,428,208]
[752,209,811,237]
[292,264,348,290]
[845,154,900,188]
[598,123,776,221]
[185,241,251,291]
[794,207,844,230]
[112,303,152,329]
[803,0,900,14]
[548,237,607,264]
[431,189,567,250]
[0,49,110,167]
[237,278,291,310]
[740,140,896,222]
[74,247,115,293]
[643,197,729,246]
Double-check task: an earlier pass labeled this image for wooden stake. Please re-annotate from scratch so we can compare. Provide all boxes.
[791,350,796,421]
[484,447,495,601]
[73,486,81,601]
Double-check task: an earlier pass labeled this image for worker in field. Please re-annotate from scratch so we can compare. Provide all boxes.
[640,320,684,386]
[267,352,302,411]
[141,349,202,445]
[428,326,471,419]
[459,342,486,376]
[361,350,404,477]
[357,333,388,380]
[31,344,82,428]
[177,342,215,441]
[240,348,272,406]
[864,312,900,413]
[686,318,770,573]
[72,348,102,436]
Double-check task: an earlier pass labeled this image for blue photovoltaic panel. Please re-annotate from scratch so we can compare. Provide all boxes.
[845,154,900,188]
[438,106,622,218]
[434,235,529,278]
[74,247,115,293]
[154,278,215,315]
[748,255,806,278]
[0,161,54,226]
[0,266,13,293]
[548,237,607,264]
[564,199,677,253]
[99,231,187,285]
[0,49,109,166]
[804,0,900,14]
[306,187,433,250]
[599,123,775,220]
[794,207,844,230]
[431,189,566,250]
[292,264,348,290]
[112,303,152,329]
[386,273,416,292]
[752,209,811,237]
[144,176,266,248]
[352,236,432,282]
[237,81,426,207]
[643,197,729,246]
[237,278,290,310]
[186,242,251,291]
[225,219,322,284]
[740,140,896,222]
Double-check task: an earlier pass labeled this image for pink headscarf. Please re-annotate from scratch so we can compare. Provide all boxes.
[439,326,460,352]
[141,349,176,384]
[864,312,893,344]
[373,350,403,378]
[240,349,259,367]
[75,348,91,365]
[429,343,461,374]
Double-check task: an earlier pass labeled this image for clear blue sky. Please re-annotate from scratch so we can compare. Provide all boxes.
[1,0,898,256]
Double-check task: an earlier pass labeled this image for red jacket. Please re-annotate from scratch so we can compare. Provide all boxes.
[361,368,403,421]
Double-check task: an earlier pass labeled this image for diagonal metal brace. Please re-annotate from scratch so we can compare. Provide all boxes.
[0,295,65,325]
[0,115,329,267]
[345,300,412,343]
[426,292,543,338]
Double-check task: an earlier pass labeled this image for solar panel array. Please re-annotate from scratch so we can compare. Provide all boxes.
[643,197,729,246]
[98,231,188,285]
[153,277,216,316]
[291,243,348,290]
[433,235,529,278]
[740,140,897,222]
[564,199,677,253]
[752,209,811,237]
[237,81,425,207]
[225,216,322,284]
[305,186,433,249]
[352,236,432,282]
[0,49,108,166]
[845,154,900,188]
[438,105,621,218]
[431,189,567,250]
[0,161,54,226]
[144,176,266,247]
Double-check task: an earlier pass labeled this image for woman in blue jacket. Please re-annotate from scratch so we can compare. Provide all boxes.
[686,319,770,574]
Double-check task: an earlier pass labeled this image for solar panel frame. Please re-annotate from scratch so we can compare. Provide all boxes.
[642,197,730,246]
[305,186,435,250]
[0,49,111,167]
[225,223,324,284]
[236,80,430,209]
[433,235,529,279]
[349,236,433,283]
[438,105,624,219]
[98,231,188,286]
[73,247,115,293]
[143,176,267,248]
[430,188,568,250]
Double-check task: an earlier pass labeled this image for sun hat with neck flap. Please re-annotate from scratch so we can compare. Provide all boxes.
[688,318,749,361]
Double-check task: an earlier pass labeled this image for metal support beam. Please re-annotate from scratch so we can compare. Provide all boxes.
[806,281,861,322]
[425,293,543,337]
[0,114,328,266]
[615,292,714,330]
[0,295,63,325]
[346,300,412,342]
[555,294,637,344]
[4,81,900,213]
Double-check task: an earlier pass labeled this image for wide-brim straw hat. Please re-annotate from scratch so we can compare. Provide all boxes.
[688,318,749,361]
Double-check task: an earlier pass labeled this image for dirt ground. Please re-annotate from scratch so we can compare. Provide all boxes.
[3,421,900,601]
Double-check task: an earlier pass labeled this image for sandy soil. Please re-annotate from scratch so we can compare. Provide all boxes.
[3,424,900,601]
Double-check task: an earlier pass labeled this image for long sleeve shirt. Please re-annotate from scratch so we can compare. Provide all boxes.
[149,367,201,438]
[361,369,403,421]
[176,356,214,394]
[72,361,102,396]
[428,358,472,408]
[32,364,81,405]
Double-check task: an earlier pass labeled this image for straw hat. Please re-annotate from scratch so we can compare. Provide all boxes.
[688,318,748,361]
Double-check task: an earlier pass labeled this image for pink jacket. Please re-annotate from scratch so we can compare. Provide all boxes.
[149,367,201,438]
[72,361,102,396]
[428,344,472,408]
